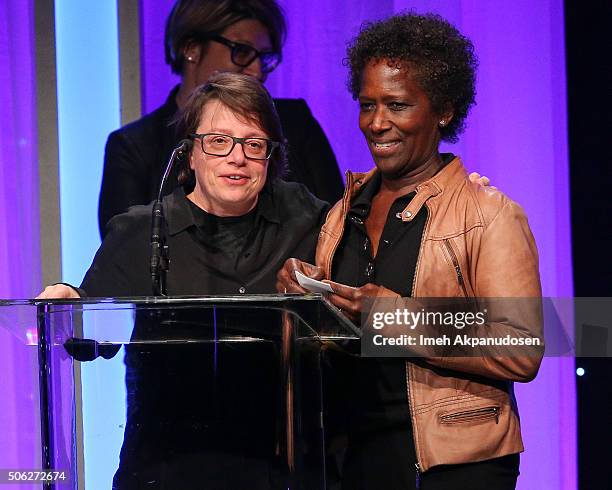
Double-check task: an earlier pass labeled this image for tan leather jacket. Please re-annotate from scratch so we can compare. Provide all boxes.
[316,157,543,472]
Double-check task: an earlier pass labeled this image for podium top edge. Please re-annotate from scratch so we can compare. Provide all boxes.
[0,293,324,307]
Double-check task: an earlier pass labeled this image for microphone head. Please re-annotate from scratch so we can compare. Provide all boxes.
[177,139,193,159]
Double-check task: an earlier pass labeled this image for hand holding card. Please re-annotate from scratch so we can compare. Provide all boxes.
[295,271,334,293]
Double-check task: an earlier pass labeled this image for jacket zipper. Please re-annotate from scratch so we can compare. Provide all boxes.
[439,406,500,424]
[410,207,430,298]
[409,204,431,482]
[443,239,469,297]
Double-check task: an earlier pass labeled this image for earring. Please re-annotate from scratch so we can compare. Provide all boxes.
[186,56,195,63]
[439,120,446,127]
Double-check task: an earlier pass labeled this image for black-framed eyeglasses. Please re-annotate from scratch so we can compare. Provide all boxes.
[206,35,281,74]
[190,133,280,160]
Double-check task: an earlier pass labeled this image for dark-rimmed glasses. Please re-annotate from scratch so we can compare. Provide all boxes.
[206,35,281,74]
[190,133,280,160]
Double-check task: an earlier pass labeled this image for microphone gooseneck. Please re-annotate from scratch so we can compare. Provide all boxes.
[150,139,193,296]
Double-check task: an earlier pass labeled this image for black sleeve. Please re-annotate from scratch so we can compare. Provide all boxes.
[82,210,151,298]
[98,130,151,239]
[276,99,345,204]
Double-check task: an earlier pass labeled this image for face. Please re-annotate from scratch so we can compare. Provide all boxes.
[189,100,269,217]
[358,59,450,180]
[191,19,274,84]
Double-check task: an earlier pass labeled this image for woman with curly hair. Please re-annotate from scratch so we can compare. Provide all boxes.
[278,12,542,489]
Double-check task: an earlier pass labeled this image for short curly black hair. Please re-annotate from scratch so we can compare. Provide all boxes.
[346,12,478,142]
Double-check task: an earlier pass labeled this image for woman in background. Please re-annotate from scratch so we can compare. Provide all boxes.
[98,0,344,237]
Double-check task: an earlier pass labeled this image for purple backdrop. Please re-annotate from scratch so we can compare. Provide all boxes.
[0,0,575,486]
[140,1,576,488]
[0,0,41,475]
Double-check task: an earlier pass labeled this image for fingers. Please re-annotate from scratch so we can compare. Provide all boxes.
[276,267,307,293]
[276,258,311,294]
[276,278,308,294]
[326,283,399,324]
[324,280,358,298]
[468,171,492,187]
[478,175,491,186]
[35,284,80,299]
[303,262,325,281]
[326,282,385,323]
[327,293,360,323]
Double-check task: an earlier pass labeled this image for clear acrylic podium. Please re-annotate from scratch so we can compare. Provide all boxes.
[0,294,359,490]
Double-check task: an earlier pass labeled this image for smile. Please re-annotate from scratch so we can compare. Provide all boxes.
[370,141,400,154]
[221,174,250,184]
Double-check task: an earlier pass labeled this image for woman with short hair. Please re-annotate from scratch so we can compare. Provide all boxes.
[98,0,344,237]
[40,72,329,489]
[42,72,327,299]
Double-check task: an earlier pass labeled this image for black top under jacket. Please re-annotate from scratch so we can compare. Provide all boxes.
[98,87,344,238]
[330,171,428,490]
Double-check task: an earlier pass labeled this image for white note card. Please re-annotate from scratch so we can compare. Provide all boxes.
[295,270,334,293]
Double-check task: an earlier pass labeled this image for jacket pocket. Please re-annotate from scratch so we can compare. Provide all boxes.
[439,405,500,425]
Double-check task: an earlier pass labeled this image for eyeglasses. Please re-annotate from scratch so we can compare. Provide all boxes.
[207,35,281,74]
[190,133,280,160]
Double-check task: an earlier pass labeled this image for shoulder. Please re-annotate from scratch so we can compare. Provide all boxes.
[104,203,152,237]
[273,97,309,113]
[269,179,329,216]
[273,98,313,124]
[108,103,172,145]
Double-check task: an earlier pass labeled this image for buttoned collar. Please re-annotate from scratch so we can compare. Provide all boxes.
[164,183,281,236]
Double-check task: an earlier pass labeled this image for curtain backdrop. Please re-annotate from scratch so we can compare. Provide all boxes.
[141,1,575,488]
[0,0,575,487]
[0,0,41,472]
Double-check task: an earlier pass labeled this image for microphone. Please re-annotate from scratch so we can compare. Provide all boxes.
[150,139,193,296]
[156,139,192,202]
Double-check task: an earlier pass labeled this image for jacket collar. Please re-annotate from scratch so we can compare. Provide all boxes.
[344,156,465,222]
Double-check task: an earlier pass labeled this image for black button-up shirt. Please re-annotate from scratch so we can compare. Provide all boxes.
[80,180,329,488]
[82,180,328,297]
